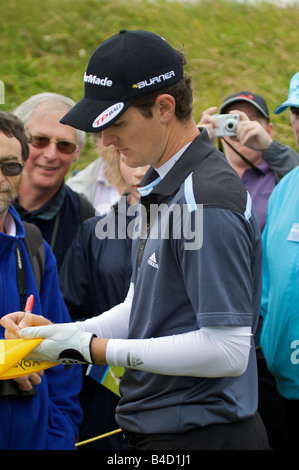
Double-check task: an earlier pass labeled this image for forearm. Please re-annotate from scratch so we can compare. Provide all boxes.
[92,326,252,377]
[91,337,109,365]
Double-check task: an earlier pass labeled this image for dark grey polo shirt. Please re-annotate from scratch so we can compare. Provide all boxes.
[116,130,262,434]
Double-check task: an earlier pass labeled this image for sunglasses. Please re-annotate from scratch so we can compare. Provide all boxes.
[30,135,78,154]
[0,161,25,176]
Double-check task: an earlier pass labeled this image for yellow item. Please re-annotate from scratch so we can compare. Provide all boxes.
[0,338,58,379]
[75,428,122,447]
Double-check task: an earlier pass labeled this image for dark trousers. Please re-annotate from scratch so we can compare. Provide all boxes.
[279,396,299,450]
[257,356,285,450]
[127,412,270,450]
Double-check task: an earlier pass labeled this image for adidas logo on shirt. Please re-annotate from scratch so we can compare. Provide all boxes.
[147,252,159,269]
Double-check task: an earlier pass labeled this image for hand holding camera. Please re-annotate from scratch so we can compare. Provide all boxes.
[198,108,240,140]
[199,108,272,152]
[231,113,273,151]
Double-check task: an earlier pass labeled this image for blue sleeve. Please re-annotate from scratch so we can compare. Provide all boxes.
[39,241,83,449]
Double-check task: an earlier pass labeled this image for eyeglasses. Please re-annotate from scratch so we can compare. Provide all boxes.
[30,135,78,154]
[0,161,25,176]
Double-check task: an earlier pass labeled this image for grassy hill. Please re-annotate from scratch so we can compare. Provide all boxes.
[1,0,299,169]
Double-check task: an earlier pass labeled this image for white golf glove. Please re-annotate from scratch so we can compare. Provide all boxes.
[19,323,95,364]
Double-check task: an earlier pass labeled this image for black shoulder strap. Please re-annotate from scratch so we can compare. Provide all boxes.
[15,222,44,308]
[22,221,45,294]
[78,194,95,223]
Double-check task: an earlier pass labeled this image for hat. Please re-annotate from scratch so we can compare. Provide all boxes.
[274,72,299,114]
[219,91,269,120]
[60,30,184,132]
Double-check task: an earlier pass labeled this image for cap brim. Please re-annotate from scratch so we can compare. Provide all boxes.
[219,97,269,119]
[60,97,132,132]
[274,101,294,114]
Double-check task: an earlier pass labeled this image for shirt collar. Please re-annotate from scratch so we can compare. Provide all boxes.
[255,160,271,174]
[4,211,16,236]
[156,142,192,179]
[138,142,193,197]
[140,129,214,197]
[15,183,66,222]
[243,159,271,177]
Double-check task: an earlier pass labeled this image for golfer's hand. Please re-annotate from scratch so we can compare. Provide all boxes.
[19,323,95,364]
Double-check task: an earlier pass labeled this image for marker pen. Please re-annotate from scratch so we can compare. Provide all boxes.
[24,295,34,314]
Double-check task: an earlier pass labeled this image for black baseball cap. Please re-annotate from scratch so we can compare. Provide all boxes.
[219,91,269,120]
[61,30,184,132]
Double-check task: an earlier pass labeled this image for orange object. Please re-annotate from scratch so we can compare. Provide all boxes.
[24,295,34,313]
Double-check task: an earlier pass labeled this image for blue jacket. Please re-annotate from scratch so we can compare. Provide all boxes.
[260,165,299,399]
[0,206,83,450]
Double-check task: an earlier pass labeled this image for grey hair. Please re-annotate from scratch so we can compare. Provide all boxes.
[13,92,86,148]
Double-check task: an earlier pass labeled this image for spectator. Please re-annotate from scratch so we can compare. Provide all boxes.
[2,30,270,450]
[199,91,299,449]
[258,72,299,450]
[66,133,126,215]
[260,165,299,450]
[274,71,299,148]
[199,91,299,232]
[13,92,95,271]
[0,110,82,450]
[60,155,149,449]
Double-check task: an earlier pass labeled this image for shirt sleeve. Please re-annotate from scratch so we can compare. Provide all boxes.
[262,140,299,181]
[75,282,133,339]
[106,325,252,377]
[177,204,257,328]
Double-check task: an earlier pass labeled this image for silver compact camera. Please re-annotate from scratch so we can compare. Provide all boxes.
[213,114,240,137]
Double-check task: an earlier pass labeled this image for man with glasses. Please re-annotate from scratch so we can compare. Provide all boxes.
[0,110,83,449]
[13,92,94,271]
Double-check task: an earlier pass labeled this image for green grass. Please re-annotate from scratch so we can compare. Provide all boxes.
[1,0,299,170]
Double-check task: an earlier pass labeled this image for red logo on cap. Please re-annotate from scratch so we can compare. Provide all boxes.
[94,114,109,126]
[237,94,254,100]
